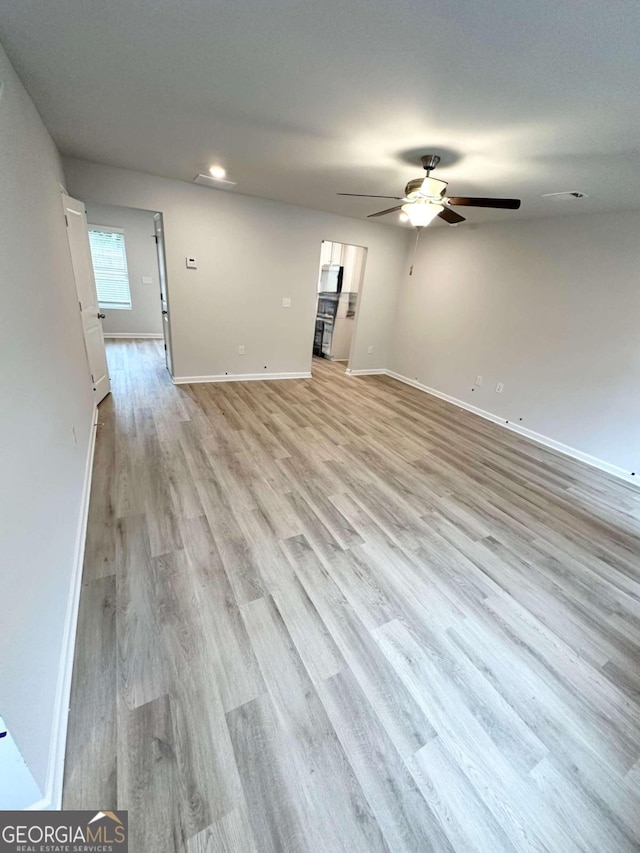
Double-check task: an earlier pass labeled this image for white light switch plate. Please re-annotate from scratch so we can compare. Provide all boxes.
[142,276,153,284]
[282,297,291,308]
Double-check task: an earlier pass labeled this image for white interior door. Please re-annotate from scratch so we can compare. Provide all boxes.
[62,194,111,403]
[154,213,174,376]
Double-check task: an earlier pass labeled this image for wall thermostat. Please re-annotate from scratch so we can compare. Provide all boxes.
[186,257,197,269]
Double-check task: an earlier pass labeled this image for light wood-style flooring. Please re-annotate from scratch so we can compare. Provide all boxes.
[63,340,640,852]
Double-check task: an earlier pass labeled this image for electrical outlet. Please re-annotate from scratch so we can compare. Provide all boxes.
[475,375,483,386]
[367,345,374,354]
[185,257,197,269]
[495,382,504,393]
[282,297,291,308]
[238,345,245,355]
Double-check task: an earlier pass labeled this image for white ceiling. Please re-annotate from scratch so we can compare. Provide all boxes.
[2,0,640,226]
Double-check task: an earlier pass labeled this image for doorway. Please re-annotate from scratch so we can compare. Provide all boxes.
[312,240,367,373]
[80,200,173,382]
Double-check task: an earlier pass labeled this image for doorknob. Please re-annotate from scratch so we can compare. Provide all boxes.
[162,310,168,315]
[97,312,106,319]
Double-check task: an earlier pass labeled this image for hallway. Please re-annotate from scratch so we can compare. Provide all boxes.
[63,340,640,852]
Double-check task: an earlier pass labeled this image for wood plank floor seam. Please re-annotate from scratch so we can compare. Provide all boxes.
[63,341,640,852]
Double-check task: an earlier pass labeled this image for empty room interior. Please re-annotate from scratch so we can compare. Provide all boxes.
[1,1,640,850]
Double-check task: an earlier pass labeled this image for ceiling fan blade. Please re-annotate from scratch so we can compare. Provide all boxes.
[446,197,521,209]
[367,205,403,218]
[438,207,466,225]
[338,193,403,199]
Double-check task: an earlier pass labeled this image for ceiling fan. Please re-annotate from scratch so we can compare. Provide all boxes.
[338,154,521,228]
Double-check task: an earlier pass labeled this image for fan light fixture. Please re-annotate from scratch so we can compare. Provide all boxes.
[336,153,521,228]
[401,201,443,228]
[209,165,227,179]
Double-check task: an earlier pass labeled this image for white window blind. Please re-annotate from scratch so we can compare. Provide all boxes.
[88,226,132,309]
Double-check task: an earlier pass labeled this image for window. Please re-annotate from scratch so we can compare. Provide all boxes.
[88,226,132,309]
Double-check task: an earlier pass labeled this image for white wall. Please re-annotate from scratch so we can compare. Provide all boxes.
[63,159,410,379]
[86,203,162,336]
[389,212,640,475]
[0,42,95,800]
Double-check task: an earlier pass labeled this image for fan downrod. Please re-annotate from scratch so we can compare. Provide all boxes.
[421,154,441,174]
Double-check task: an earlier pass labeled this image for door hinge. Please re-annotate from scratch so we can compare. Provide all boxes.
[154,235,159,244]
[78,300,82,311]
[164,343,167,351]
[65,215,69,226]
[90,373,94,382]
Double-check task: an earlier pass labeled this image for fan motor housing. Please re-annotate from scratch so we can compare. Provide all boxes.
[405,176,448,198]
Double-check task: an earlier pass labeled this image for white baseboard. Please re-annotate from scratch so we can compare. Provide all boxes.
[103,332,163,339]
[345,368,387,376]
[173,371,312,385]
[384,370,636,486]
[30,405,99,810]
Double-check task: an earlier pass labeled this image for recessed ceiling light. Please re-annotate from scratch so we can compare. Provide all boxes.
[209,165,227,180]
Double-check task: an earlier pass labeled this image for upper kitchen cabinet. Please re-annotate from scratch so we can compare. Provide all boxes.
[342,244,366,292]
[331,242,343,264]
[320,241,348,266]
[319,240,333,267]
